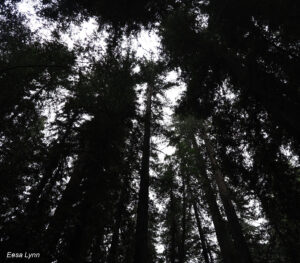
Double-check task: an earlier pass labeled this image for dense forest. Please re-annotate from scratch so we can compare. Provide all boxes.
[1,0,299,262]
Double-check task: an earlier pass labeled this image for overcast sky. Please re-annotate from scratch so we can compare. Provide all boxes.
[17,0,187,160]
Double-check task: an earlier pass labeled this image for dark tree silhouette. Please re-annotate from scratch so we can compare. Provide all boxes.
[1,1,299,262]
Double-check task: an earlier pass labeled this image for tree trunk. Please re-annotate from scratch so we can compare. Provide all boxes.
[27,112,77,214]
[67,206,95,263]
[192,137,238,263]
[108,178,129,263]
[134,85,153,263]
[45,163,83,257]
[91,231,105,263]
[179,171,187,263]
[185,162,214,263]
[169,185,178,263]
[200,125,253,263]
[67,200,104,263]
[192,201,211,263]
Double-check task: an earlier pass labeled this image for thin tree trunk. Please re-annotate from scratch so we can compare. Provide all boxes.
[179,171,187,263]
[169,185,178,263]
[67,200,104,263]
[185,165,214,263]
[107,206,122,263]
[192,201,211,263]
[192,137,238,263]
[66,205,93,263]
[91,230,105,263]
[108,178,129,263]
[134,85,153,263]
[27,112,77,215]
[45,163,83,256]
[200,125,253,263]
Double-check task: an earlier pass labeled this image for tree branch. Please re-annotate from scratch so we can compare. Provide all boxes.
[0,64,69,74]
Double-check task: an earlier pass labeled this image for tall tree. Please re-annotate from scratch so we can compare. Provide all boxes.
[167,117,239,263]
[134,60,173,263]
[192,201,211,263]
[134,82,153,263]
[2,1,299,262]
[199,122,253,263]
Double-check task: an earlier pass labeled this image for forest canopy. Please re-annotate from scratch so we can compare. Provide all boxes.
[1,0,299,262]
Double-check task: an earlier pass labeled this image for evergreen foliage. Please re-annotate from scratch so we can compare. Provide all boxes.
[1,0,299,262]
